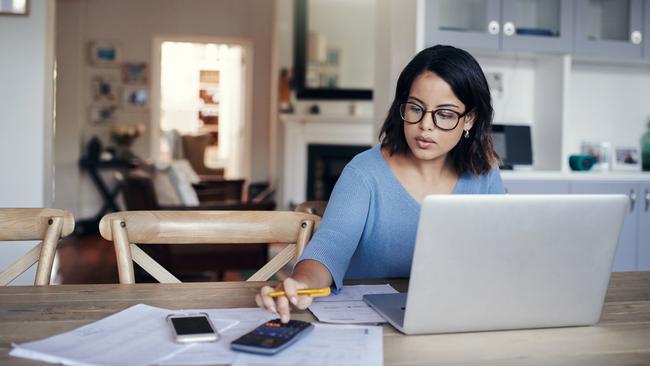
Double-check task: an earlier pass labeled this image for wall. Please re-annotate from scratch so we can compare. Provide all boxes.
[55,0,275,218]
[566,62,650,170]
[0,0,55,285]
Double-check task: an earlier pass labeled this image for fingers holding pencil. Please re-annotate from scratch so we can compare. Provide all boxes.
[256,278,318,322]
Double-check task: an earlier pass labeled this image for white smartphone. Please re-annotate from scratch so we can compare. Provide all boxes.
[166,313,219,343]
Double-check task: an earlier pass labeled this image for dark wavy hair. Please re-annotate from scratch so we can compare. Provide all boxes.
[379,45,498,176]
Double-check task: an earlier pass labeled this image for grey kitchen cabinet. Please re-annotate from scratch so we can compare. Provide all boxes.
[502,179,570,194]
[424,0,574,53]
[638,183,650,270]
[645,0,650,58]
[574,0,645,59]
[570,181,639,272]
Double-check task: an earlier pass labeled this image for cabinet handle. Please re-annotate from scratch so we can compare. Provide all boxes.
[503,22,515,36]
[631,30,642,45]
[629,189,637,212]
[645,189,650,212]
[488,21,500,35]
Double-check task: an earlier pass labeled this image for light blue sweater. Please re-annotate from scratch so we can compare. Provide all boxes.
[297,145,505,290]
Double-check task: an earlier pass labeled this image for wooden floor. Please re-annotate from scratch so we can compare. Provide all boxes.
[56,234,119,284]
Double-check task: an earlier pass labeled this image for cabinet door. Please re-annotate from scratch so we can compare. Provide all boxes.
[503,179,570,194]
[642,0,650,58]
[638,183,650,270]
[501,0,573,52]
[574,0,644,58]
[570,182,638,271]
[424,0,500,50]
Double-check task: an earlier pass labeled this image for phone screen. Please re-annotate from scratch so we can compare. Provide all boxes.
[170,316,214,335]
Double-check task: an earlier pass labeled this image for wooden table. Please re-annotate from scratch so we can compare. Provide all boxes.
[1,272,649,365]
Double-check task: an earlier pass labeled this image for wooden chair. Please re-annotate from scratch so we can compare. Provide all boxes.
[294,201,328,217]
[0,208,75,285]
[99,211,320,284]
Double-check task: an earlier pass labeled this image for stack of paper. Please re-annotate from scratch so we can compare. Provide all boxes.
[10,303,383,366]
[308,284,399,324]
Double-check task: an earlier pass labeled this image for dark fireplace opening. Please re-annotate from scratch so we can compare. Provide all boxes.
[307,144,371,201]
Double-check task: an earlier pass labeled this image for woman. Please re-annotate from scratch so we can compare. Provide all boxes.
[256,45,504,322]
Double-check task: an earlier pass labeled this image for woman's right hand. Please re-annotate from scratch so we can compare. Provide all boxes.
[255,277,314,323]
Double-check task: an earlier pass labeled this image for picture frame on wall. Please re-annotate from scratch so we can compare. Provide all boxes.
[89,41,122,66]
[91,75,118,103]
[612,146,641,171]
[89,105,117,124]
[122,85,148,109]
[122,62,148,84]
[0,0,28,15]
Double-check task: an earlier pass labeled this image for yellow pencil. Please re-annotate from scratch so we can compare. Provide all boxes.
[268,287,331,298]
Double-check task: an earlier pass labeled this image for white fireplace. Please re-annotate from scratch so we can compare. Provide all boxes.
[281,114,374,208]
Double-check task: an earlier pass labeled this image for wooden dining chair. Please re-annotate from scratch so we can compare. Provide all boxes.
[0,208,75,285]
[294,201,328,217]
[99,211,321,284]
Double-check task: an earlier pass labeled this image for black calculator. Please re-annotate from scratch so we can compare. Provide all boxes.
[230,319,314,355]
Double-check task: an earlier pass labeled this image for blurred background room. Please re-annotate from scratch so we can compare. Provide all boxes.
[1,0,650,285]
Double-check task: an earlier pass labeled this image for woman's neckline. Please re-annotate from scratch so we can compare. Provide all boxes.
[374,146,462,206]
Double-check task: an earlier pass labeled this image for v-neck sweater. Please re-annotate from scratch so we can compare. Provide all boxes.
[297,145,505,290]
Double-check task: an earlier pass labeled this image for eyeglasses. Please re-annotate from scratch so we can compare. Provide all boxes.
[399,102,469,131]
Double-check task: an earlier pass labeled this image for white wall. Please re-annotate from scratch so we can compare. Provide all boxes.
[566,62,650,170]
[0,0,55,285]
[55,0,275,218]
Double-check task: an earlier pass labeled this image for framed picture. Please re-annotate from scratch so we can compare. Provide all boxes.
[89,41,121,66]
[89,105,117,124]
[0,0,28,15]
[581,140,611,171]
[92,75,118,102]
[122,85,148,109]
[612,146,641,171]
[122,62,148,83]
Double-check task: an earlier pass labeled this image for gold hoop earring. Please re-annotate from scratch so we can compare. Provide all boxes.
[464,129,470,138]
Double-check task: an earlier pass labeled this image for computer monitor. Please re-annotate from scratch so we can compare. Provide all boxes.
[491,124,533,169]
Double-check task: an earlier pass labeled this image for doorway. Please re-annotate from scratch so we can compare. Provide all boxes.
[151,37,251,179]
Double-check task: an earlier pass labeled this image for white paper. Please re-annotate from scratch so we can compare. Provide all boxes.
[231,324,383,366]
[9,304,268,366]
[11,303,384,366]
[10,304,183,366]
[308,284,398,323]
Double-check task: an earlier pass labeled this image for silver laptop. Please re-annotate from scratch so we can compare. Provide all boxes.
[363,194,628,335]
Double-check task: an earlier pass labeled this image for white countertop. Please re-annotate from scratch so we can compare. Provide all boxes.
[501,170,650,181]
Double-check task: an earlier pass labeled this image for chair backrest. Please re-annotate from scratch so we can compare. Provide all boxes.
[295,201,328,217]
[99,210,320,284]
[181,134,224,176]
[0,208,75,285]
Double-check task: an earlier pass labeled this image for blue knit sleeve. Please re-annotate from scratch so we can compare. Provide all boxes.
[296,164,371,290]
[487,168,506,194]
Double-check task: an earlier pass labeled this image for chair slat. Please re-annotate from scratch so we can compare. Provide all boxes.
[99,211,320,244]
[0,243,41,286]
[130,244,181,283]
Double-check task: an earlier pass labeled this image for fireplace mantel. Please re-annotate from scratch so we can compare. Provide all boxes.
[280,114,375,209]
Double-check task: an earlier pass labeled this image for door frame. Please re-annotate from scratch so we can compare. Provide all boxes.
[151,35,254,181]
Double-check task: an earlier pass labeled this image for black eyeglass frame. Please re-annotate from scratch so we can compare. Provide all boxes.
[399,102,471,131]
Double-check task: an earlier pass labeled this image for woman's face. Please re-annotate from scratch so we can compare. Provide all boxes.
[402,71,474,162]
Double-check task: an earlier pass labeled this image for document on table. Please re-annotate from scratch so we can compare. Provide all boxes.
[231,324,383,366]
[10,303,384,366]
[9,304,272,366]
[308,284,399,323]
